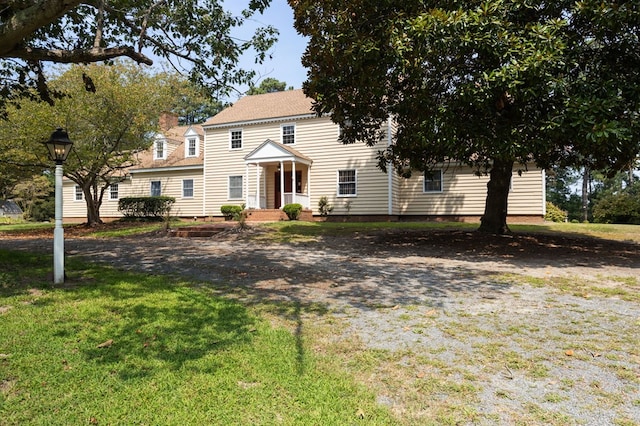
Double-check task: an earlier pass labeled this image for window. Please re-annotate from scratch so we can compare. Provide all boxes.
[109,183,119,200]
[423,169,443,193]
[154,139,166,160]
[150,180,161,196]
[186,138,197,157]
[282,124,295,145]
[337,169,357,197]
[75,185,83,201]
[183,179,194,198]
[228,175,243,199]
[230,129,242,149]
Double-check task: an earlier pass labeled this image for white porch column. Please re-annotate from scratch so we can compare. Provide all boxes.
[255,162,261,209]
[245,164,249,209]
[292,160,296,204]
[279,161,285,209]
[307,166,311,210]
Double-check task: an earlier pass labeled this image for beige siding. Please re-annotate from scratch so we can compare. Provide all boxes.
[62,169,203,220]
[396,164,544,216]
[204,116,392,216]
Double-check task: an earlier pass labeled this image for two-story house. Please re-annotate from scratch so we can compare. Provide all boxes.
[63,89,546,222]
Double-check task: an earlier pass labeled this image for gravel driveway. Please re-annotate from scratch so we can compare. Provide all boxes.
[2,228,639,425]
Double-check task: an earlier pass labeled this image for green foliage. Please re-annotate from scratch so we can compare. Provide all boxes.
[118,196,175,219]
[0,1,278,115]
[12,174,52,220]
[0,62,185,224]
[318,196,334,217]
[283,203,303,220]
[291,0,640,233]
[247,77,289,95]
[545,202,568,223]
[592,183,640,224]
[220,204,243,219]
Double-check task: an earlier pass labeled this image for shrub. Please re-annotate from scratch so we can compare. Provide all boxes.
[118,196,175,219]
[220,205,243,220]
[283,203,303,220]
[545,202,567,223]
[592,190,640,224]
[318,196,333,217]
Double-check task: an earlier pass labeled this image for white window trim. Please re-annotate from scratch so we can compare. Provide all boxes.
[229,128,243,150]
[108,183,119,201]
[228,175,243,200]
[150,180,162,197]
[185,137,199,158]
[74,185,83,201]
[182,179,194,198]
[281,123,296,145]
[423,169,444,193]
[154,139,167,160]
[337,169,357,197]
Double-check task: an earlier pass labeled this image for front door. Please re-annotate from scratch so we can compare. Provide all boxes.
[274,171,302,209]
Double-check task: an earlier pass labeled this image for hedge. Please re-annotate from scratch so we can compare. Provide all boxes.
[118,196,175,218]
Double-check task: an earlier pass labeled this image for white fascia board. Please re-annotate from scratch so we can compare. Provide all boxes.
[202,114,318,130]
[130,165,203,174]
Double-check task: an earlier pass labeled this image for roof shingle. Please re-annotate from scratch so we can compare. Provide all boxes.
[204,89,315,126]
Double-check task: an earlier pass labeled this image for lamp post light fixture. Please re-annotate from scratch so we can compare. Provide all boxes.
[43,128,73,284]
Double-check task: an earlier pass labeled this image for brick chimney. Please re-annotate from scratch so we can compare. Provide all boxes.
[159,112,179,131]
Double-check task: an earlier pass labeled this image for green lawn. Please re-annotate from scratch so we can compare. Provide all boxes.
[0,250,395,425]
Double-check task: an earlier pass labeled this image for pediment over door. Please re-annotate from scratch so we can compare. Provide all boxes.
[244,139,312,165]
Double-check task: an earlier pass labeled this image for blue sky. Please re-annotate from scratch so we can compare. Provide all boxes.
[228,0,309,96]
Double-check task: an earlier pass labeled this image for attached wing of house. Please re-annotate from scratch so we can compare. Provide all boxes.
[63,90,546,222]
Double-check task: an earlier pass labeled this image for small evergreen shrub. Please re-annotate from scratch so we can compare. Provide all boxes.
[283,203,303,220]
[545,202,567,223]
[118,196,175,219]
[318,196,333,217]
[221,205,243,220]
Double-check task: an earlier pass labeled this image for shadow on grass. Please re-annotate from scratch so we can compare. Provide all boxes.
[1,250,260,380]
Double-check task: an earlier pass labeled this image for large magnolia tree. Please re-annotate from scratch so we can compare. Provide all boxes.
[0,62,186,224]
[0,0,277,114]
[290,0,640,234]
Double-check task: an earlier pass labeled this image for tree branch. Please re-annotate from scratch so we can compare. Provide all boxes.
[8,46,153,65]
[0,0,84,57]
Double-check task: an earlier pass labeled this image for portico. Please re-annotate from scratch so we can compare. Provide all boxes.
[243,139,313,209]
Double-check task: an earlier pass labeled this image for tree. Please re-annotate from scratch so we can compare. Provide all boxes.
[290,0,640,234]
[247,77,289,95]
[0,62,184,225]
[0,0,277,115]
[12,174,52,220]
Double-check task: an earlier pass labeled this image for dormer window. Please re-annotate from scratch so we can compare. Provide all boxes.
[186,137,198,157]
[154,139,166,160]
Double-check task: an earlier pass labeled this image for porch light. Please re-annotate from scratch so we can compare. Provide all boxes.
[44,128,74,165]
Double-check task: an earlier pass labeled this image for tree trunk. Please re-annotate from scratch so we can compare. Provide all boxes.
[83,187,103,226]
[581,166,590,222]
[478,158,514,234]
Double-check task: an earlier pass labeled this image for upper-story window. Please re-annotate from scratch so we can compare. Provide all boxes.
[186,137,197,157]
[230,129,242,149]
[154,139,166,160]
[282,124,295,145]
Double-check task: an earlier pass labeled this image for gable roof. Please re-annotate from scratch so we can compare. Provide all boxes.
[244,139,313,165]
[203,89,315,127]
[130,124,204,172]
[0,200,22,215]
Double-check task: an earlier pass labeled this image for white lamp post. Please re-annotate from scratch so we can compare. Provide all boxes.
[43,128,74,284]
